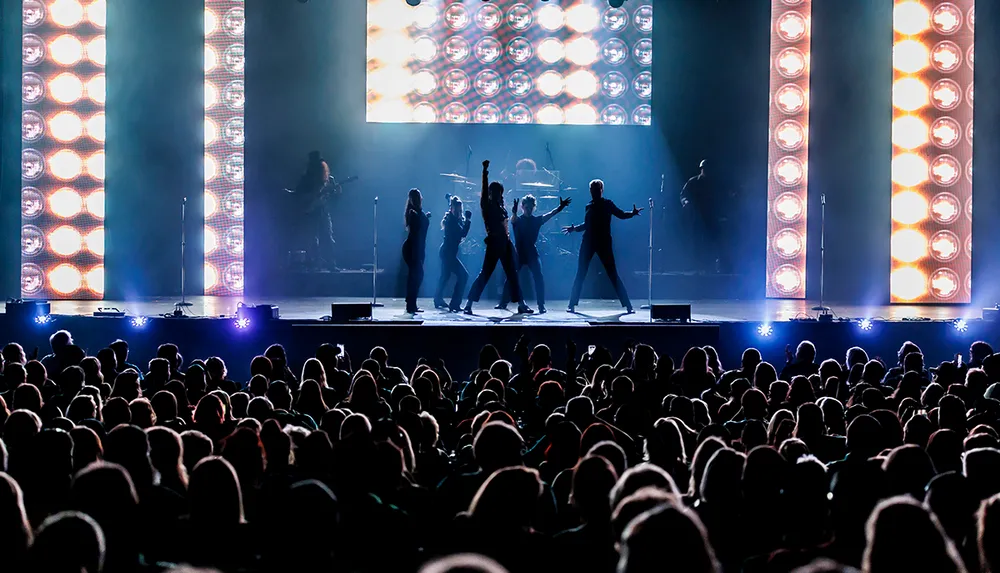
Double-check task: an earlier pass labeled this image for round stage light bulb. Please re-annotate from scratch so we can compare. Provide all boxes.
[537,71,564,98]
[370,100,413,123]
[537,104,565,125]
[891,190,928,225]
[930,192,960,224]
[368,67,414,99]
[87,35,106,66]
[50,150,83,181]
[204,227,218,254]
[774,157,805,186]
[205,9,218,35]
[891,115,928,150]
[931,41,961,72]
[204,191,218,218]
[893,39,928,73]
[537,4,565,31]
[49,225,83,256]
[890,267,927,301]
[368,0,415,30]
[929,269,960,300]
[86,74,106,104]
[894,1,930,35]
[412,37,438,62]
[773,265,802,294]
[930,230,960,262]
[931,79,960,111]
[537,38,565,64]
[205,45,218,72]
[86,151,105,181]
[931,3,962,34]
[892,77,928,111]
[205,154,218,181]
[205,118,218,145]
[773,229,804,259]
[412,70,437,95]
[774,193,804,222]
[565,70,598,99]
[776,11,808,41]
[891,153,929,187]
[50,73,84,104]
[49,188,83,218]
[930,117,961,148]
[50,34,84,66]
[412,103,436,123]
[413,4,438,29]
[441,3,470,31]
[49,264,83,295]
[775,48,807,78]
[930,155,960,186]
[370,33,414,67]
[85,265,104,295]
[566,36,599,66]
[204,263,219,290]
[891,228,927,263]
[205,82,218,108]
[565,103,597,125]
[774,120,806,151]
[49,111,83,143]
[87,0,106,28]
[565,4,599,33]
[87,190,104,219]
[775,84,806,114]
[21,263,44,295]
[85,227,104,256]
[51,0,84,27]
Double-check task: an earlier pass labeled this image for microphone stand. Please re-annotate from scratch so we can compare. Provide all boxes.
[371,196,383,307]
[642,197,654,312]
[173,197,194,316]
[811,192,830,320]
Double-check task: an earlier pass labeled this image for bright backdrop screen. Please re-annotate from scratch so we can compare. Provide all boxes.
[366,0,653,125]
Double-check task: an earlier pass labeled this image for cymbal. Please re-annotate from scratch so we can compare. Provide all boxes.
[537,195,560,200]
[522,182,554,189]
[440,173,473,182]
[561,186,577,191]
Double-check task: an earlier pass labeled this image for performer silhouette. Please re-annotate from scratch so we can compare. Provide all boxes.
[402,188,430,314]
[497,194,571,314]
[464,160,532,315]
[434,196,472,312]
[563,179,642,314]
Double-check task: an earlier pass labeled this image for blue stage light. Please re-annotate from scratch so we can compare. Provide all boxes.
[34,314,53,325]
[757,324,773,337]
[859,318,873,331]
[954,319,968,333]
[235,317,251,329]
[131,316,148,328]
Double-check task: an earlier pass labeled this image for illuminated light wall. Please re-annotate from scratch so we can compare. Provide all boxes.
[765,0,811,299]
[204,0,245,295]
[21,0,107,299]
[890,1,974,303]
[366,0,653,125]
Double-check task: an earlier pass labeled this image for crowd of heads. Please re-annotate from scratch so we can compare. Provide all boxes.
[1,328,1000,573]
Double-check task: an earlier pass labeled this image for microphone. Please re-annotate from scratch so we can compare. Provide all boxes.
[467,145,472,157]
[648,197,654,208]
[659,174,665,193]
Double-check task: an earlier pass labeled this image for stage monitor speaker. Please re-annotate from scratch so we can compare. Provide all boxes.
[5,299,51,322]
[330,303,373,323]
[651,304,691,322]
[237,303,280,322]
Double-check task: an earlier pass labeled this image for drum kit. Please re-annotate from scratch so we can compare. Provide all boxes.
[438,170,578,257]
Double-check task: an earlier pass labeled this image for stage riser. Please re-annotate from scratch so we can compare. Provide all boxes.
[2,317,994,384]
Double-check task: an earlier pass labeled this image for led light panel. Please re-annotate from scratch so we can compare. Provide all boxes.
[890,0,974,303]
[366,0,653,125]
[766,0,811,299]
[21,0,106,299]
[205,0,245,294]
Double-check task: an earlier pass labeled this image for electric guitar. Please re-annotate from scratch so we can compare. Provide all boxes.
[303,176,358,214]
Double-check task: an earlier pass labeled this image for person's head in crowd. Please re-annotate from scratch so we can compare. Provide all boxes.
[12,383,42,414]
[111,370,141,402]
[24,360,46,387]
[468,466,542,529]
[611,463,679,510]
[150,391,178,425]
[740,348,762,372]
[681,347,709,374]
[2,363,27,392]
[754,362,778,390]
[688,437,725,496]
[862,495,966,573]
[979,493,1000,573]
[1,343,26,367]
[846,347,869,370]
[569,455,618,524]
[903,414,933,448]
[882,444,935,499]
[48,330,73,357]
[588,440,627,477]
[0,471,31,567]
[188,456,244,526]
[264,344,290,375]
[229,392,250,420]
[301,357,327,388]
[420,553,510,573]
[72,461,139,569]
[147,427,187,494]
[103,424,156,491]
[473,422,523,474]
[180,430,214,475]
[703,346,722,375]
[70,426,103,472]
[964,447,1000,502]
[618,502,720,573]
[925,472,977,552]
[29,511,105,573]
[128,398,155,429]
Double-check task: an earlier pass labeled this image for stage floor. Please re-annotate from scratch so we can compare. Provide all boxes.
[24,296,976,324]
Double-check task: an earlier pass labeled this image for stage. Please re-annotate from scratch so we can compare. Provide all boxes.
[2,297,994,383]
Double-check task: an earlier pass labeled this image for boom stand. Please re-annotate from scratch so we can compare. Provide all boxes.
[371,196,383,307]
[174,197,194,315]
[811,192,831,320]
[641,197,653,312]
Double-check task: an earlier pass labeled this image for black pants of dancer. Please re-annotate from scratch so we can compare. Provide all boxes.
[569,240,632,308]
[467,238,522,304]
[402,243,424,311]
[500,251,544,307]
[435,248,468,310]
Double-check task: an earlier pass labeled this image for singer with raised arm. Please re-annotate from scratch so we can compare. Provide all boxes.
[434,196,472,312]
[563,179,642,314]
[463,160,532,315]
[496,193,571,314]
